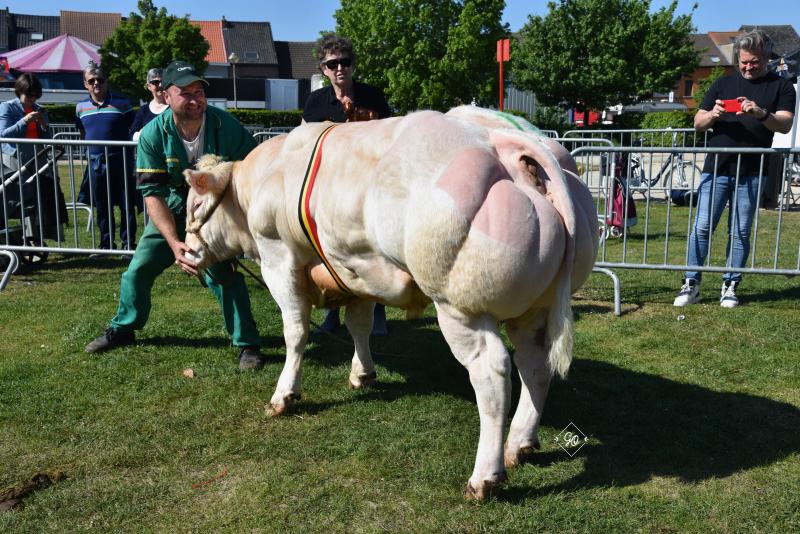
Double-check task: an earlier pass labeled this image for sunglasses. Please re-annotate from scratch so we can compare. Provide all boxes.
[149,80,162,87]
[322,57,352,70]
[24,92,42,99]
[86,77,105,85]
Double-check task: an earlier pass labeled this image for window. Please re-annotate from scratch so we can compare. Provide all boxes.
[244,51,259,61]
[30,33,44,41]
[684,79,693,98]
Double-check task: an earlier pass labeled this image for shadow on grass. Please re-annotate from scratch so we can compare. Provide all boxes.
[504,358,800,500]
[297,320,800,498]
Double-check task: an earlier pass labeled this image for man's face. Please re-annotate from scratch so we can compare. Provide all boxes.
[83,72,107,101]
[738,49,768,80]
[164,81,207,121]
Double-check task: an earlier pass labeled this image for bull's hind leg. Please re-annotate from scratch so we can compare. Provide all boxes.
[504,310,552,467]
[344,300,377,389]
[256,240,313,416]
[435,303,511,501]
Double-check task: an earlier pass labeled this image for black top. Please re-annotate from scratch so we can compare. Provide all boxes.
[701,71,796,176]
[130,104,162,139]
[302,81,391,123]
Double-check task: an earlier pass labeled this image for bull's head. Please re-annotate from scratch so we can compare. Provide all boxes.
[184,154,236,270]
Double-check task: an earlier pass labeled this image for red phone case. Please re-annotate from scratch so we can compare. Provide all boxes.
[722,99,741,112]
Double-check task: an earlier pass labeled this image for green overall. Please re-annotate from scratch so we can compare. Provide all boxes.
[109,107,261,347]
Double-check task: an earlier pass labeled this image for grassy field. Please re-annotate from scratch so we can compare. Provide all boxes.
[1,203,799,532]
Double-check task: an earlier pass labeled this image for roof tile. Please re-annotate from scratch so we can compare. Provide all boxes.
[192,21,227,63]
[60,10,121,47]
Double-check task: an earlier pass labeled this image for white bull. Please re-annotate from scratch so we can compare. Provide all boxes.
[183,107,599,500]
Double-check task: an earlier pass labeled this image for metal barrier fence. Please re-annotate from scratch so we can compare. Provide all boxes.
[49,123,79,137]
[1,138,140,284]
[572,145,800,308]
[564,127,711,148]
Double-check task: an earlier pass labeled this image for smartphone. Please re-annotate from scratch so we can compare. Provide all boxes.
[721,99,742,112]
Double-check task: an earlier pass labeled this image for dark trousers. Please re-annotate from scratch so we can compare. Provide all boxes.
[80,151,140,249]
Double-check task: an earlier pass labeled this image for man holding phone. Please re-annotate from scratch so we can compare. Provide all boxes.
[674,29,795,308]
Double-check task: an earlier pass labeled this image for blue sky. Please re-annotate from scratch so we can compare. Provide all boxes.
[13,0,800,42]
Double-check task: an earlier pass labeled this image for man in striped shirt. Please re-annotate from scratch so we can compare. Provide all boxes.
[75,64,138,251]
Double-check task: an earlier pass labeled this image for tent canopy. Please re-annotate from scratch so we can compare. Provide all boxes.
[0,34,101,73]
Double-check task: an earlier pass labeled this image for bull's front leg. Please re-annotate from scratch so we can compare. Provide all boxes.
[256,240,312,416]
[435,303,511,501]
[344,300,377,389]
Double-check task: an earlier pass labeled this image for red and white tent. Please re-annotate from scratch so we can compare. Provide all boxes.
[0,34,101,73]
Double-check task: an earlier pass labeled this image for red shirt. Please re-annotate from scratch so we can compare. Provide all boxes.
[23,106,40,139]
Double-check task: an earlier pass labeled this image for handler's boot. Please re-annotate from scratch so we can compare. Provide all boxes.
[238,346,267,371]
[85,327,135,353]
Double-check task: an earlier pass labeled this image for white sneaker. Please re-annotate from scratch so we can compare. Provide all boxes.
[673,278,700,306]
[720,281,739,308]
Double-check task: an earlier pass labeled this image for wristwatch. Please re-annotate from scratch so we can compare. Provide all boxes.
[757,109,770,122]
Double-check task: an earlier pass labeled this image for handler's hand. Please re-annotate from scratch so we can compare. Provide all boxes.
[170,240,199,276]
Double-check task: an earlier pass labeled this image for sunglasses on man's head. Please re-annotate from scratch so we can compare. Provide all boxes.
[322,57,352,70]
[86,77,105,85]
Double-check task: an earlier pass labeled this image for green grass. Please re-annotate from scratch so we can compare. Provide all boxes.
[1,205,799,532]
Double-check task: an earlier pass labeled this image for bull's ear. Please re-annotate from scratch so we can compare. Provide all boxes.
[185,169,211,195]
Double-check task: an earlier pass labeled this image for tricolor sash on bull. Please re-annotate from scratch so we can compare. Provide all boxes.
[297,123,353,295]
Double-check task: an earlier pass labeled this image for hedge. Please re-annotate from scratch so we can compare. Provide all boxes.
[42,104,304,129]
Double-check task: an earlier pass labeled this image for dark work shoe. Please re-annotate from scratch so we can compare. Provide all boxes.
[85,327,135,353]
[238,346,267,371]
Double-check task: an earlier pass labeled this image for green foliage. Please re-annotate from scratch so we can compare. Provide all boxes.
[99,0,209,101]
[228,109,304,128]
[637,110,697,146]
[528,105,570,133]
[335,0,508,113]
[41,104,79,124]
[614,111,645,129]
[512,0,698,110]
[693,66,726,106]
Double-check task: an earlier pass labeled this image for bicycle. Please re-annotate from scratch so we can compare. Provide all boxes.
[626,132,703,191]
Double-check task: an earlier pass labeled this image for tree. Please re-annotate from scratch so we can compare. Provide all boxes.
[99,0,209,101]
[692,66,726,106]
[335,0,508,113]
[511,0,698,110]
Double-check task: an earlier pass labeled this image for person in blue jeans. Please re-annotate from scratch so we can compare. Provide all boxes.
[674,30,795,308]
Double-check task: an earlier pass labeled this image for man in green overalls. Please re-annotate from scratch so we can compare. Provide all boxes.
[85,60,266,370]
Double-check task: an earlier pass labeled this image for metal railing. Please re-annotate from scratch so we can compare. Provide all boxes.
[1,138,141,282]
[573,145,800,284]
[564,127,711,148]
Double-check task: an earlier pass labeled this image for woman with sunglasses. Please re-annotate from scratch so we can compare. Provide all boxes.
[0,73,50,172]
[302,34,392,336]
[130,68,168,141]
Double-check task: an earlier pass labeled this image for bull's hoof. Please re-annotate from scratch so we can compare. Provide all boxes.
[464,474,508,501]
[504,440,540,468]
[348,371,377,390]
[266,393,301,417]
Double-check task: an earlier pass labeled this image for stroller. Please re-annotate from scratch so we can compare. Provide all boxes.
[1,146,67,273]
[600,152,638,239]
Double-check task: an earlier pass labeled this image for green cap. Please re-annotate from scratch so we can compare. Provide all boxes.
[162,60,208,89]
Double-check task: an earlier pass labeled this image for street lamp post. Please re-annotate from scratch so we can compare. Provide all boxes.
[228,52,239,109]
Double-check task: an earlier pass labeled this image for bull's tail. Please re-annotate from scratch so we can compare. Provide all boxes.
[487,128,576,379]
[546,268,573,378]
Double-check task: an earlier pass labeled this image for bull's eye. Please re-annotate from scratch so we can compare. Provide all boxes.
[191,198,204,216]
